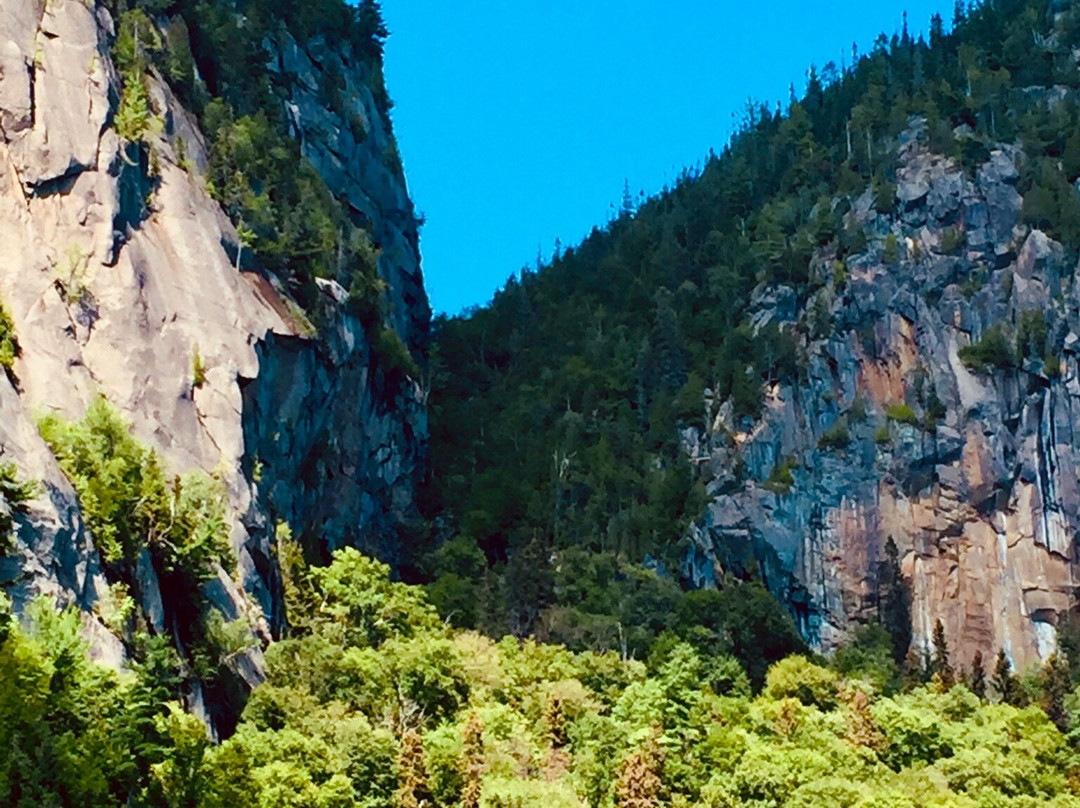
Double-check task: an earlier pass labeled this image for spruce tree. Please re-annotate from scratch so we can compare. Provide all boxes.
[992,649,1018,705]
[970,650,987,699]
[901,649,924,692]
[1042,652,1071,732]
[878,537,911,663]
[931,619,955,689]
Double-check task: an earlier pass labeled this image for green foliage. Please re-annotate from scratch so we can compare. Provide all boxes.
[307,548,442,647]
[818,421,852,451]
[882,233,900,264]
[764,456,796,494]
[832,624,901,694]
[0,300,16,373]
[104,0,408,365]
[114,70,158,144]
[1017,309,1049,364]
[764,655,840,709]
[39,397,166,565]
[7,551,1080,808]
[958,324,1015,373]
[0,463,35,549]
[192,347,207,389]
[940,225,966,255]
[374,327,422,382]
[113,11,164,145]
[38,397,230,578]
[885,403,919,426]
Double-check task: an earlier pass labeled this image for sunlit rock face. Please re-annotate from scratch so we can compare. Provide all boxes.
[685,119,1078,673]
[0,0,426,662]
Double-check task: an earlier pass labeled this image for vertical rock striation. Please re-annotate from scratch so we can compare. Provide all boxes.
[0,0,427,660]
[686,119,1078,672]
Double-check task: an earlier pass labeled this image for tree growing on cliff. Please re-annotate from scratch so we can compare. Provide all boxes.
[877,538,912,664]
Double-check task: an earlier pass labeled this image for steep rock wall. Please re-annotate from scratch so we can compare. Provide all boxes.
[687,120,1078,673]
[0,1,427,651]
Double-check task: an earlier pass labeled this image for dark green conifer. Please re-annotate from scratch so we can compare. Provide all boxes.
[970,650,987,699]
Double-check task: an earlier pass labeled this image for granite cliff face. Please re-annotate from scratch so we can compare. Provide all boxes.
[684,119,1079,672]
[0,0,426,672]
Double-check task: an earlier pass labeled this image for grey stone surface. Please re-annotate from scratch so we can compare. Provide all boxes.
[685,123,1080,672]
[0,1,428,686]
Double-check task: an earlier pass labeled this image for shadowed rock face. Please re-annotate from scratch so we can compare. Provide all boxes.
[0,0,427,666]
[685,119,1078,673]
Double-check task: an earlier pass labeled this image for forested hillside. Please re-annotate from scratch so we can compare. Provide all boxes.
[423,0,1080,662]
[8,551,1080,808]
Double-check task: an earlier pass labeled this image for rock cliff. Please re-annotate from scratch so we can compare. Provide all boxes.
[684,118,1079,673]
[0,0,427,675]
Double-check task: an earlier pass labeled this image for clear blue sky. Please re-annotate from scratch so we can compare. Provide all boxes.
[382,1,956,315]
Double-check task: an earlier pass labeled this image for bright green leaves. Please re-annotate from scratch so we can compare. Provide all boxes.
[308,548,442,647]
[40,397,167,565]
[113,10,165,145]
[39,397,230,578]
[0,300,16,374]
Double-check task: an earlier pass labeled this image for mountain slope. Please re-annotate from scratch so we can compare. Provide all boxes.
[426,0,1080,673]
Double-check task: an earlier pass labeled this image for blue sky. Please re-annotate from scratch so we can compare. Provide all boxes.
[383,2,956,315]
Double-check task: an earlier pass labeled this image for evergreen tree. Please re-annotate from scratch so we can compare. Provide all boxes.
[1042,652,1071,732]
[970,650,987,699]
[356,0,389,53]
[931,619,954,689]
[0,591,10,647]
[992,649,1019,706]
[878,538,911,663]
[505,536,555,637]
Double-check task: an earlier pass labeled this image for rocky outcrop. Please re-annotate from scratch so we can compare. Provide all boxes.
[0,0,426,667]
[686,119,1078,673]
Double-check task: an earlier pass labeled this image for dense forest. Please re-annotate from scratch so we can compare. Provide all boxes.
[10,0,1080,806]
[421,0,1080,651]
[7,549,1080,808]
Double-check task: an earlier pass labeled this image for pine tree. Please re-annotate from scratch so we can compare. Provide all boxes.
[970,650,987,699]
[460,714,484,808]
[357,0,389,43]
[931,619,954,689]
[878,537,911,663]
[1042,652,1071,732]
[396,730,430,808]
[992,649,1018,705]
